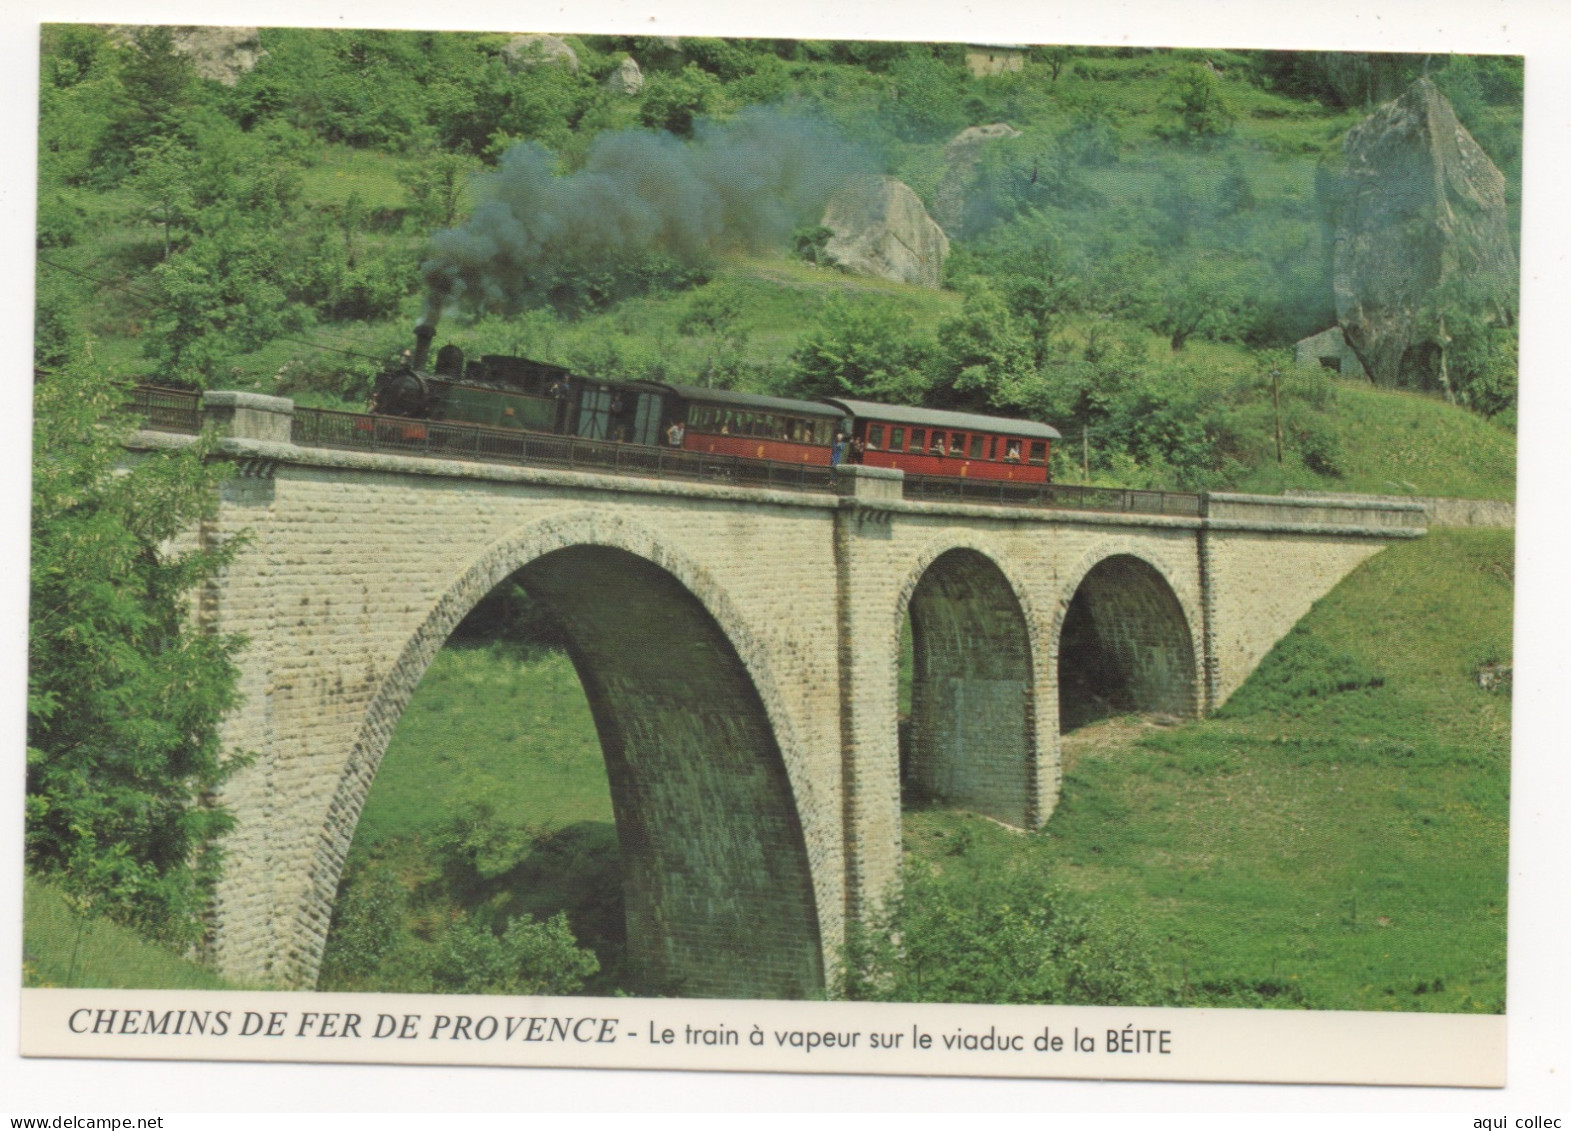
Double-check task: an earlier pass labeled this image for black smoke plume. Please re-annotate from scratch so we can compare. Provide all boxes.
[419,107,869,327]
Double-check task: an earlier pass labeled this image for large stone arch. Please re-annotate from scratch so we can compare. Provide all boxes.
[1054,545,1203,730]
[892,538,1046,829]
[301,511,824,998]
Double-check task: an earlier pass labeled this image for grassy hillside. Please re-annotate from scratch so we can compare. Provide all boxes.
[37,31,1519,500]
[23,877,245,990]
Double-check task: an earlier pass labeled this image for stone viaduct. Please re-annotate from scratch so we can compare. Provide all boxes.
[141,393,1425,998]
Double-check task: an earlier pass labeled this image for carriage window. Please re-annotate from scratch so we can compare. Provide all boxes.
[891,427,905,451]
[1004,439,1022,462]
[969,434,985,459]
[909,429,924,452]
[929,431,946,454]
[1028,441,1047,464]
[988,437,997,460]
[867,425,884,450]
[950,433,965,455]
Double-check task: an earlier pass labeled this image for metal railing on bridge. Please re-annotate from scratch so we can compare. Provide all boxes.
[902,473,1203,517]
[126,385,203,434]
[289,404,839,494]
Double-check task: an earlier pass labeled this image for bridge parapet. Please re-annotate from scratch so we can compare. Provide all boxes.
[127,388,1427,539]
[1202,491,1427,533]
[200,391,295,444]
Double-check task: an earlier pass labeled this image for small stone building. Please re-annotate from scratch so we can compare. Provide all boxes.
[1295,326,1368,379]
[965,44,1028,78]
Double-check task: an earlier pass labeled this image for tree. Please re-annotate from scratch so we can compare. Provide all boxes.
[129,135,198,259]
[640,64,722,136]
[28,356,245,947]
[933,283,1041,414]
[1153,63,1234,144]
[398,150,478,232]
[143,223,310,387]
[95,26,199,181]
[883,49,969,141]
[790,297,930,402]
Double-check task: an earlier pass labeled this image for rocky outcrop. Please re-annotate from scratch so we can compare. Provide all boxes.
[503,34,579,73]
[931,123,1022,235]
[110,26,266,85]
[821,175,949,289]
[606,56,644,95]
[1294,326,1368,378]
[1330,78,1517,387]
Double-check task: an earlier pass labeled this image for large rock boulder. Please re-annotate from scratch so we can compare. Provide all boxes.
[931,123,1022,235]
[605,56,644,95]
[1330,78,1517,387]
[821,176,949,289]
[503,34,579,73]
[109,26,266,86]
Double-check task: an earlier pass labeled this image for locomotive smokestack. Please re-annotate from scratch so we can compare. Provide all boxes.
[411,321,436,371]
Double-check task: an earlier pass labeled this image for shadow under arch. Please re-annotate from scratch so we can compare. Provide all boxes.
[896,545,1039,829]
[304,513,824,999]
[1056,551,1201,731]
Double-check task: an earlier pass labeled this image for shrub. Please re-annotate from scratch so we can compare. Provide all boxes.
[839,866,1165,1006]
[28,361,245,946]
[423,912,599,996]
[317,863,408,984]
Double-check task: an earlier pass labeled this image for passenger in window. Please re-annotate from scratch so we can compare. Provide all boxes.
[950,434,965,456]
[1005,441,1021,462]
[930,432,946,455]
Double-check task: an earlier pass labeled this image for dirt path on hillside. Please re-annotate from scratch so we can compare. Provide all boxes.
[1058,715,1178,776]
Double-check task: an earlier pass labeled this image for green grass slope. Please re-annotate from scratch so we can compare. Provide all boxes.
[1030,528,1510,1011]
[351,645,611,849]
[23,876,244,990]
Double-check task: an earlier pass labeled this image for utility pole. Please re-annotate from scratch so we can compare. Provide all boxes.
[1271,368,1283,465]
[1082,426,1090,481]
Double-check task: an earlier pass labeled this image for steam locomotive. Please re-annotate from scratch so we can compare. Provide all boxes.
[370,323,1060,482]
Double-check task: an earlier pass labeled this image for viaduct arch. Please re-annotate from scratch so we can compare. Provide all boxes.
[152,396,1422,993]
[1055,548,1203,730]
[308,515,824,999]
[899,545,1041,828]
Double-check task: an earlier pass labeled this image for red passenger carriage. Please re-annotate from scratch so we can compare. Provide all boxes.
[823,398,1060,482]
[670,385,841,465]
